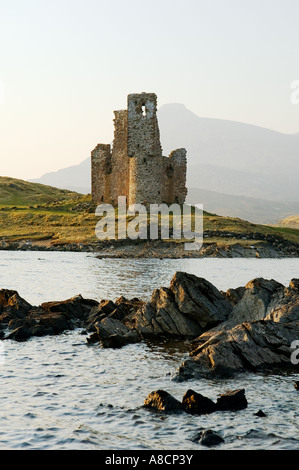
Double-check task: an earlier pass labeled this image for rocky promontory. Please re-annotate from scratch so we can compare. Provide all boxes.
[0,272,298,380]
[1,230,299,258]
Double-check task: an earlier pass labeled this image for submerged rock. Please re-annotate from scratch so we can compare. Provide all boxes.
[191,429,224,447]
[254,409,267,417]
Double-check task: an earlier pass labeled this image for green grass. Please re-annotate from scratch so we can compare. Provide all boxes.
[0,176,299,247]
[0,176,79,206]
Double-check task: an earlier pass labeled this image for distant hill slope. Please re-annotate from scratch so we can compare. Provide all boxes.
[158,104,299,202]
[277,215,299,229]
[29,103,299,222]
[0,176,80,206]
[29,159,90,195]
[187,188,299,224]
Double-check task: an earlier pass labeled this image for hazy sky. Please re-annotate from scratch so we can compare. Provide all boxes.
[1,0,299,180]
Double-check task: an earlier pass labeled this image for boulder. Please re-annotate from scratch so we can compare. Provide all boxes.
[6,310,73,339]
[175,319,299,380]
[0,289,32,325]
[131,272,232,340]
[91,317,141,348]
[170,272,232,329]
[224,278,284,328]
[132,287,203,339]
[41,294,99,323]
[86,300,117,327]
[215,389,247,411]
[144,390,185,413]
[182,389,217,415]
[265,279,299,323]
[6,325,34,341]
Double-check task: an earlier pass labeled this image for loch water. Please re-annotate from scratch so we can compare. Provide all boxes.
[0,251,298,450]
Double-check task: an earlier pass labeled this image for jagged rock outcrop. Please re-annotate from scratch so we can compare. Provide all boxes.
[225,278,284,327]
[130,272,232,339]
[1,273,298,381]
[85,272,233,346]
[0,290,100,341]
[175,278,299,380]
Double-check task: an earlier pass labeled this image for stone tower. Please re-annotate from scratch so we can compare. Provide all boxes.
[91,92,187,206]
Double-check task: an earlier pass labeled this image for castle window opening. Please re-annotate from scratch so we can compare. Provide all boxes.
[142,104,146,117]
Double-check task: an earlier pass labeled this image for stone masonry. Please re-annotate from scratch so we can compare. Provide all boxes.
[91,93,187,207]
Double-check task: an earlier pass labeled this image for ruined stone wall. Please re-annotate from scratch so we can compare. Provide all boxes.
[110,110,130,206]
[127,93,164,206]
[91,93,187,208]
[169,148,188,204]
[91,144,111,204]
[162,149,187,204]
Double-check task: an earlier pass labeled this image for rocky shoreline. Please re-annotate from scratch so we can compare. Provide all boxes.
[0,230,299,258]
[1,272,298,381]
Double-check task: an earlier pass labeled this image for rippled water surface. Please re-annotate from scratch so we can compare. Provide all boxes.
[0,251,298,450]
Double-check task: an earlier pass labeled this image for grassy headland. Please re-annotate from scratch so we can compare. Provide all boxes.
[0,176,299,254]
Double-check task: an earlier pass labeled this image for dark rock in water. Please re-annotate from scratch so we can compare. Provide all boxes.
[216,389,248,411]
[6,325,33,341]
[6,311,73,339]
[227,278,284,327]
[0,289,32,325]
[294,381,299,390]
[99,330,141,348]
[92,317,141,348]
[86,300,117,329]
[254,409,267,417]
[41,295,99,323]
[132,272,232,340]
[191,429,224,447]
[169,272,232,329]
[144,390,185,413]
[1,272,299,385]
[182,389,217,415]
[175,317,299,380]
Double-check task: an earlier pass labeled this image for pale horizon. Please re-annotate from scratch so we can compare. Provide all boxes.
[1,0,299,180]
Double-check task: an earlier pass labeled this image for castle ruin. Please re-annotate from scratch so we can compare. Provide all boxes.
[91,93,187,207]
